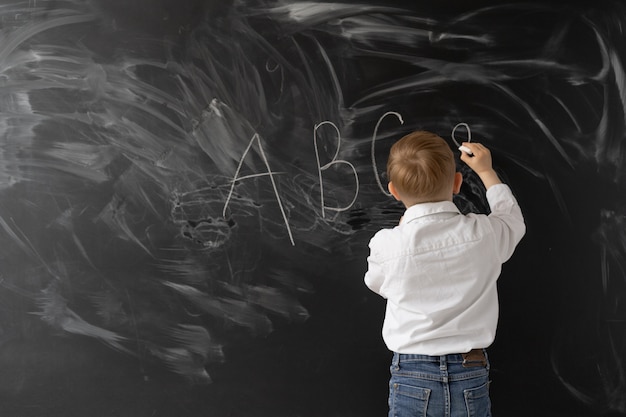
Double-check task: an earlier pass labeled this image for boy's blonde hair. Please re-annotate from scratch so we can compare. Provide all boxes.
[387,131,456,203]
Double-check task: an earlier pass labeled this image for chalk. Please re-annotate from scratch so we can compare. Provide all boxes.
[458,145,473,156]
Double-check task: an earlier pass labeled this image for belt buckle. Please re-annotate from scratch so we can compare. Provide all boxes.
[462,349,487,368]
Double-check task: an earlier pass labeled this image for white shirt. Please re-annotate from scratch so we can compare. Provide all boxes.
[364,183,525,355]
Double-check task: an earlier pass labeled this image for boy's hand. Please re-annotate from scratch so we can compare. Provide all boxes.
[460,142,502,189]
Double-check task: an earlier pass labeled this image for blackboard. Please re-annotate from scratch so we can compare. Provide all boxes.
[0,1,625,416]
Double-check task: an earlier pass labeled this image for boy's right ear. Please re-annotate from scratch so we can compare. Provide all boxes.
[388,182,402,201]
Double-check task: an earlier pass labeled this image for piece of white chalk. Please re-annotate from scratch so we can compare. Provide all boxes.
[458,145,473,156]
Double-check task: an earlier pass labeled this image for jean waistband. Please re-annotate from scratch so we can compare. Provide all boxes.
[393,349,488,368]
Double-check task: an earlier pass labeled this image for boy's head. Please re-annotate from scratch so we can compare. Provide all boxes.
[386,131,462,206]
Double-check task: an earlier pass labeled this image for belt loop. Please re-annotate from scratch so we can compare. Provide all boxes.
[483,349,490,371]
[392,352,400,370]
[439,355,447,371]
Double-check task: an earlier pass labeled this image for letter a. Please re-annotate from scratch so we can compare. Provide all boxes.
[223,133,295,246]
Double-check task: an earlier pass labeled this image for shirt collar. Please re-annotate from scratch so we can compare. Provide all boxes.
[402,201,460,224]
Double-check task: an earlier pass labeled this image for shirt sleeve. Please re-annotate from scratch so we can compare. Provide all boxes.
[364,233,387,298]
[486,183,526,263]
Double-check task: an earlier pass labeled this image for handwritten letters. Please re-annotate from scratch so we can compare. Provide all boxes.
[223,112,404,245]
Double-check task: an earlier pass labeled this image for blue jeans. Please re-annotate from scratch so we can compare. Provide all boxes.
[388,351,492,417]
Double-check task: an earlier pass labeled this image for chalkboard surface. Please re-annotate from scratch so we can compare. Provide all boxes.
[0,1,625,416]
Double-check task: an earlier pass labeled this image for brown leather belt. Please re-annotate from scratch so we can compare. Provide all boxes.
[461,349,487,368]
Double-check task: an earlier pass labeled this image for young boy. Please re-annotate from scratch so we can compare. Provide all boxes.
[364,131,525,417]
